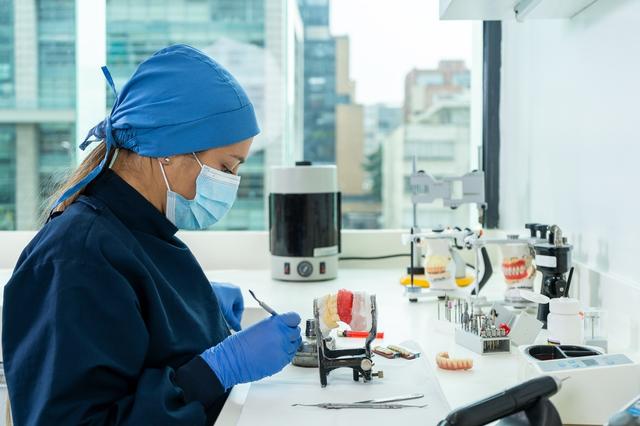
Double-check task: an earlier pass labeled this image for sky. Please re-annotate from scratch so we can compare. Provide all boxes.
[330,0,474,106]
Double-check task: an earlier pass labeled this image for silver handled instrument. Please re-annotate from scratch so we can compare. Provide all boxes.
[248,289,278,316]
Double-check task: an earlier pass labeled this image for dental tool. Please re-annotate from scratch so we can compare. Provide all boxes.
[443,302,510,355]
[248,289,278,316]
[354,393,424,404]
[292,402,428,409]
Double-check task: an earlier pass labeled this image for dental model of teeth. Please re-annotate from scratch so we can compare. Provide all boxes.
[435,352,473,371]
[502,257,531,282]
[425,255,452,280]
[317,289,372,335]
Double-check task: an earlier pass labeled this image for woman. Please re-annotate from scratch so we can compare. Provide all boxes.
[2,44,301,425]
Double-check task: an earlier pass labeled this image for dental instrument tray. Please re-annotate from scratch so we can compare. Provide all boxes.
[313,294,383,387]
[444,298,511,355]
[454,328,510,355]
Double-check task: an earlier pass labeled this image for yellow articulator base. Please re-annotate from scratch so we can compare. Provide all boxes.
[400,275,474,288]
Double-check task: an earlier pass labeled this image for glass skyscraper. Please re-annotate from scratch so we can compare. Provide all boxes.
[0,0,15,228]
[297,0,336,163]
[0,0,76,230]
[0,0,14,108]
[106,0,303,230]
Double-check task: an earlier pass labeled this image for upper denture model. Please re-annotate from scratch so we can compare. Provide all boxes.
[317,289,372,335]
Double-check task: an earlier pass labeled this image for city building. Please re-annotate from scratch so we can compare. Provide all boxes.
[334,35,382,229]
[335,36,363,197]
[383,61,472,230]
[0,0,77,230]
[297,0,336,164]
[404,60,470,123]
[364,104,402,156]
[363,103,402,199]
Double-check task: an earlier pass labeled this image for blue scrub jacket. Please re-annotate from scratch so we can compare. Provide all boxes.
[3,169,230,425]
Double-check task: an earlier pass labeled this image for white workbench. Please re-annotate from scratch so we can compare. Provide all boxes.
[207,269,525,425]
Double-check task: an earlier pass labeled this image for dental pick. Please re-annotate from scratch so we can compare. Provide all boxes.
[248,289,278,316]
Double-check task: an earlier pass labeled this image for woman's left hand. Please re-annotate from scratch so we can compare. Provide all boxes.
[211,282,244,331]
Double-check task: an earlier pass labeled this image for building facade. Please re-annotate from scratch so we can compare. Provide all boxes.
[363,103,401,204]
[334,35,381,229]
[297,0,336,164]
[0,0,77,230]
[404,60,470,123]
[383,61,473,229]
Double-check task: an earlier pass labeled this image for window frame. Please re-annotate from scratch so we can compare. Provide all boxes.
[482,21,502,229]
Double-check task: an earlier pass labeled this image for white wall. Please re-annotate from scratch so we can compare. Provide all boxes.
[500,0,640,286]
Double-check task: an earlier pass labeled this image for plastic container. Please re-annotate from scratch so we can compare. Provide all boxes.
[547,298,583,345]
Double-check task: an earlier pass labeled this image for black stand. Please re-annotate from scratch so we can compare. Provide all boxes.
[314,295,382,387]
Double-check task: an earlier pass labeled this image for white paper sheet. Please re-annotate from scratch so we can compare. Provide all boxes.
[237,341,451,426]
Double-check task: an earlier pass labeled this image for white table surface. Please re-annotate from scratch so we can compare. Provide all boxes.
[205,268,528,425]
[0,268,569,424]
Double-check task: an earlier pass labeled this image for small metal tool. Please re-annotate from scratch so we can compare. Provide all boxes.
[292,402,428,409]
[354,393,424,404]
[248,289,277,316]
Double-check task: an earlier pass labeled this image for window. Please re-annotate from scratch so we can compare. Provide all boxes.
[329,0,478,230]
[38,123,76,203]
[0,0,14,108]
[0,125,16,230]
[0,0,480,232]
[38,0,76,109]
[0,0,77,230]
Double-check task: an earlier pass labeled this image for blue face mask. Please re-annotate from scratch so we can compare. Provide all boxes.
[159,153,241,230]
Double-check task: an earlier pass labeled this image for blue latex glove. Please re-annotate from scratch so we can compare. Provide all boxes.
[200,312,302,390]
[211,282,244,332]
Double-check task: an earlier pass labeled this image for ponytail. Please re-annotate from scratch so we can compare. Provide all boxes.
[44,141,115,222]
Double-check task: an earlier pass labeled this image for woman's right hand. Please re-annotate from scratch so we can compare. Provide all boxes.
[200,312,302,390]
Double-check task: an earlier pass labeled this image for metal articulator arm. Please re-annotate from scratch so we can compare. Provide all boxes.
[314,295,380,387]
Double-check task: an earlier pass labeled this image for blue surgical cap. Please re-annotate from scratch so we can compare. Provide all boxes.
[54,44,260,207]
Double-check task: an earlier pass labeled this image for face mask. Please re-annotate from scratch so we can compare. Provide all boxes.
[159,153,241,230]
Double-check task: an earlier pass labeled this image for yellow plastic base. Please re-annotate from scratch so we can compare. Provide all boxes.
[400,275,474,288]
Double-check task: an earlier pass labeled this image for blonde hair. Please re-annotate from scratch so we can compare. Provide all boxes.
[45,141,116,221]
